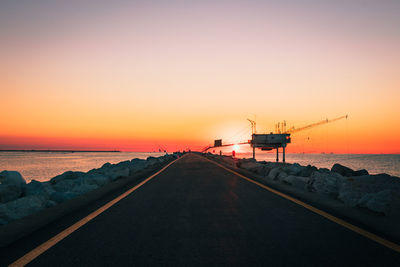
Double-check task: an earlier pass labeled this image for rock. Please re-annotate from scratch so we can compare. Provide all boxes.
[319,168,331,173]
[0,171,26,186]
[331,163,354,177]
[357,190,392,214]
[115,160,131,169]
[284,163,303,176]
[50,191,80,203]
[52,179,77,192]
[23,180,42,196]
[268,167,282,180]
[0,204,9,225]
[283,175,309,190]
[81,173,110,187]
[129,159,148,174]
[309,171,344,198]
[101,162,112,169]
[331,163,369,177]
[72,183,99,195]
[5,195,48,221]
[221,156,236,167]
[0,171,26,203]
[0,184,22,204]
[146,156,160,167]
[299,165,318,177]
[338,191,361,207]
[239,160,265,175]
[46,200,57,208]
[22,179,55,197]
[50,171,85,184]
[277,171,288,181]
[337,174,400,212]
[106,167,130,181]
[353,169,369,176]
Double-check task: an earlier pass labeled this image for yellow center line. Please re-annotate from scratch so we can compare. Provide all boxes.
[9,155,184,267]
[202,155,400,253]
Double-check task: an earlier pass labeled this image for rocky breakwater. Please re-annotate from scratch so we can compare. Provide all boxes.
[0,154,178,226]
[206,154,400,217]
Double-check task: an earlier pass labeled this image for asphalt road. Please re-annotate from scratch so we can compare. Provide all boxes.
[13,154,400,266]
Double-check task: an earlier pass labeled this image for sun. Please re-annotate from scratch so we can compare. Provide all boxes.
[233,144,240,151]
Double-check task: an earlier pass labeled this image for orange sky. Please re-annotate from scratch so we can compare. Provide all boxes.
[1,1,399,153]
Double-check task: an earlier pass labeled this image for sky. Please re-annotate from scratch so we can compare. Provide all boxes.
[1,0,399,153]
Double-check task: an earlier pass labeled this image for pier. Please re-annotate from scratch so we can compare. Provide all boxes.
[2,153,400,266]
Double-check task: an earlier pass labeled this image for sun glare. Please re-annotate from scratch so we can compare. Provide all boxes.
[233,144,240,151]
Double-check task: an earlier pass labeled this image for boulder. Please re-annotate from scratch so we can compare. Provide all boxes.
[50,171,85,184]
[81,173,110,187]
[52,179,77,192]
[319,168,331,173]
[50,191,80,203]
[277,171,288,181]
[331,163,369,177]
[101,162,112,169]
[331,164,354,177]
[22,180,54,198]
[338,191,361,207]
[338,174,400,211]
[220,156,236,167]
[239,160,265,175]
[5,195,48,221]
[0,171,26,186]
[146,156,160,167]
[0,171,26,204]
[0,184,22,204]
[129,159,148,174]
[283,163,303,176]
[299,165,318,177]
[105,167,130,181]
[268,167,282,180]
[283,175,309,190]
[0,204,9,225]
[309,171,345,198]
[357,190,392,214]
[353,169,369,176]
[71,183,99,195]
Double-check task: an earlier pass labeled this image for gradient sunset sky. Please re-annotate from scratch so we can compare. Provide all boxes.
[1,0,399,153]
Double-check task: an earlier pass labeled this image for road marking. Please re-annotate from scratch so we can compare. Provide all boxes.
[9,155,184,267]
[202,156,400,253]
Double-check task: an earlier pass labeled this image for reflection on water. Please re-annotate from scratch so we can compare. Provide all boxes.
[0,152,165,182]
[1,152,399,182]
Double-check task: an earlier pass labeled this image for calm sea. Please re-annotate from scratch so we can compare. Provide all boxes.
[0,151,165,183]
[0,152,399,183]
[233,152,400,178]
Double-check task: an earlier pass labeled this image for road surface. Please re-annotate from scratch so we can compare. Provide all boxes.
[5,154,400,266]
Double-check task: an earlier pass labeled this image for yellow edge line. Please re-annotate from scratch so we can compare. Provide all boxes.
[202,156,400,253]
[9,155,184,267]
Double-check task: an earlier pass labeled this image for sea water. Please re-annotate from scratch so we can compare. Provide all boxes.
[1,152,399,183]
[233,152,400,177]
[0,151,165,182]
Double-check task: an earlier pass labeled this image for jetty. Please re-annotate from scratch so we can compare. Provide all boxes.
[1,153,400,266]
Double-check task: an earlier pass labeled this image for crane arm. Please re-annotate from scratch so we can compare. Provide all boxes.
[286,115,348,134]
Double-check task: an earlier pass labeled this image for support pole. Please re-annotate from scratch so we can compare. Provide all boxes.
[253,146,255,160]
[276,147,279,162]
[283,146,286,163]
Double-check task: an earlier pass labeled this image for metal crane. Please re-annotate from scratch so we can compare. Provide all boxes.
[276,115,348,134]
[203,115,348,162]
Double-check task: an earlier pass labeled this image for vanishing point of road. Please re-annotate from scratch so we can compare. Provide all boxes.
[6,154,400,266]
